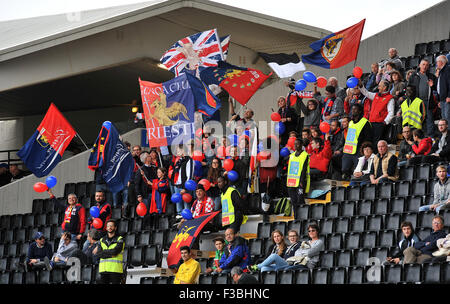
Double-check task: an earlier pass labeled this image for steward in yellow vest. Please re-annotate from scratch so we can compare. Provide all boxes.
[398,85,425,130]
[218,176,245,233]
[286,138,310,208]
[96,219,124,284]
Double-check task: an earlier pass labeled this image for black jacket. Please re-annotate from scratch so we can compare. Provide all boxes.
[398,139,414,162]
[414,229,447,256]
[430,131,450,160]
[437,64,450,102]
[330,128,345,153]
[407,69,437,103]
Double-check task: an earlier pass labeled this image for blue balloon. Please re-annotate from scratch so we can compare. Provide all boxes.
[90,206,100,218]
[280,147,290,158]
[244,130,250,137]
[185,179,197,191]
[303,71,317,83]
[258,142,264,152]
[275,122,286,135]
[45,175,57,188]
[228,170,239,182]
[295,79,307,91]
[102,121,112,130]
[228,134,238,146]
[171,193,182,204]
[346,77,359,89]
[181,209,193,220]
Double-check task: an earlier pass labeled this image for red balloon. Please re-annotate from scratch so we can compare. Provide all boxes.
[353,66,363,79]
[182,193,192,203]
[319,121,330,133]
[287,137,297,148]
[316,76,327,88]
[223,158,234,171]
[192,150,204,162]
[257,151,271,162]
[217,146,226,159]
[33,182,48,193]
[92,218,103,229]
[199,179,211,191]
[136,202,147,217]
[270,112,281,122]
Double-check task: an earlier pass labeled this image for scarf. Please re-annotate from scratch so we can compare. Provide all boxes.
[322,97,335,117]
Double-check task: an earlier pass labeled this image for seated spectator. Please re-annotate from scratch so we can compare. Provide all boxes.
[350,141,375,186]
[216,228,251,274]
[403,215,447,264]
[72,229,101,265]
[432,234,450,263]
[231,266,259,284]
[380,48,403,72]
[428,119,450,162]
[384,221,420,265]
[173,246,201,284]
[419,165,450,213]
[363,63,379,92]
[258,230,287,265]
[309,136,332,180]
[0,163,12,187]
[205,237,227,274]
[376,62,396,84]
[24,232,53,272]
[407,129,433,165]
[299,99,321,130]
[192,184,214,218]
[49,232,78,270]
[370,140,398,184]
[9,164,29,181]
[314,85,344,124]
[397,126,414,167]
[340,115,350,140]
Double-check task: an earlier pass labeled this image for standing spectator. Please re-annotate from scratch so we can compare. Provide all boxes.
[285,78,304,133]
[329,119,345,180]
[360,80,394,149]
[0,163,12,186]
[408,59,437,137]
[217,176,245,233]
[397,126,414,167]
[384,221,420,265]
[277,96,298,147]
[419,165,450,213]
[390,70,406,109]
[341,104,372,180]
[301,128,313,155]
[397,85,425,131]
[314,85,344,124]
[376,62,396,84]
[216,228,251,274]
[436,55,450,122]
[403,216,447,264]
[407,129,433,165]
[149,167,170,214]
[328,77,346,101]
[9,164,29,181]
[429,119,450,162]
[89,191,112,234]
[344,86,371,119]
[205,237,227,274]
[173,246,201,284]
[169,145,194,216]
[24,232,53,272]
[96,219,125,284]
[228,146,249,197]
[364,63,379,92]
[286,139,310,208]
[299,99,321,130]
[47,189,86,241]
[231,266,259,284]
[370,140,398,184]
[49,232,78,269]
[309,135,332,180]
[127,145,143,207]
[206,157,224,211]
[349,141,375,186]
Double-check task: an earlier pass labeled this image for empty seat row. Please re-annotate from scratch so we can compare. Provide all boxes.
[415,39,450,56]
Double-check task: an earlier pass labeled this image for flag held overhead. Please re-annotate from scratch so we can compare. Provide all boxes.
[258,52,306,78]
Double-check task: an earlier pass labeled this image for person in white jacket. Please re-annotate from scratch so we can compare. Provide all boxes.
[349,141,375,186]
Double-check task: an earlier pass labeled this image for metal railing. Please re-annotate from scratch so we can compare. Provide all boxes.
[0,149,22,166]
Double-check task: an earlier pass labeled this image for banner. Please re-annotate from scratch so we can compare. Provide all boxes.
[167,211,220,267]
[87,121,134,193]
[17,103,76,177]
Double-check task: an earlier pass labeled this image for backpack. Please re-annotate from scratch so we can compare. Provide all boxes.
[273,197,292,217]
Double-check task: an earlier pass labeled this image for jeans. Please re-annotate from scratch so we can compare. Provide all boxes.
[257,253,289,272]
[397,160,408,168]
[113,189,128,208]
[424,106,437,137]
[419,204,444,213]
[440,101,450,123]
[213,196,221,211]
[342,154,359,176]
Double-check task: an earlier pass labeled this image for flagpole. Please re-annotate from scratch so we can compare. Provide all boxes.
[76,133,89,151]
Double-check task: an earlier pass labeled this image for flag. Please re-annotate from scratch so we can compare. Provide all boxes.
[88,121,134,193]
[184,72,221,116]
[200,61,272,106]
[258,52,306,78]
[220,35,231,60]
[17,103,76,178]
[167,211,220,267]
[247,128,259,193]
[301,19,365,69]
[160,29,224,76]
[139,74,196,147]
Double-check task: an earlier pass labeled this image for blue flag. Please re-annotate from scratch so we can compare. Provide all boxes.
[184,72,221,117]
[88,121,134,193]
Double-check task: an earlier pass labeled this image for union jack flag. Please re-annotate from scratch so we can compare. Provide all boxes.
[220,35,231,60]
[160,29,224,76]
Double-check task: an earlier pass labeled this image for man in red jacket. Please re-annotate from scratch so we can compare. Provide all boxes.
[47,189,86,241]
[309,134,332,180]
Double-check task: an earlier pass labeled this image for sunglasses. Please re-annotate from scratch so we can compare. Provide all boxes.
[308,230,317,232]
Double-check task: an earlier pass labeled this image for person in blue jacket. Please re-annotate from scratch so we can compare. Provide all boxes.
[403,215,447,264]
[215,228,250,274]
[24,232,53,272]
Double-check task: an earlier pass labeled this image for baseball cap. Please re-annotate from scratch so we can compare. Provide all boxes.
[33,232,44,240]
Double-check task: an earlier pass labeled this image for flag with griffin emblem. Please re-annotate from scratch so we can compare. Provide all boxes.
[301,19,365,69]
[160,29,224,76]
[167,211,220,268]
[17,103,76,177]
[87,121,134,193]
[200,61,272,105]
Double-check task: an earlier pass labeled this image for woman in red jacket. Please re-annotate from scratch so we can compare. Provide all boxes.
[309,134,332,180]
[408,128,433,165]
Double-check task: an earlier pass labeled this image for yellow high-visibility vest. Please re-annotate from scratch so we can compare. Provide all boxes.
[286,151,310,193]
[99,235,124,274]
[343,117,369,155]
[401,97,423,130]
